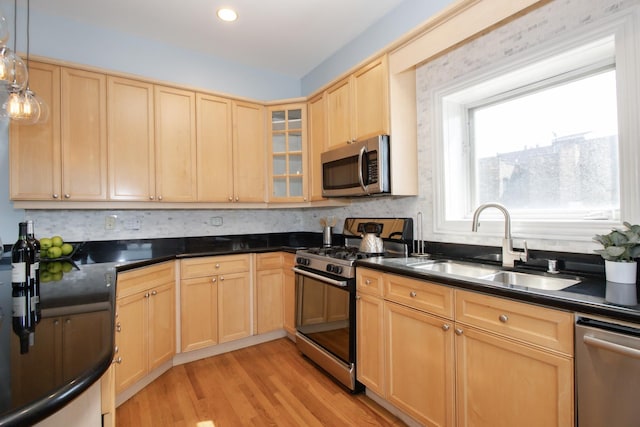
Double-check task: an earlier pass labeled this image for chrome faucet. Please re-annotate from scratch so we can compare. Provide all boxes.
[471,203,528,268]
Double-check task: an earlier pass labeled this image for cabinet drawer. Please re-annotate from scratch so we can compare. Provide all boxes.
[455,289,574,355]
[181,254,250,278]
[256,252,283,270]
[117,261,175,298]
[357,268,384,297]
[384,274,453,319]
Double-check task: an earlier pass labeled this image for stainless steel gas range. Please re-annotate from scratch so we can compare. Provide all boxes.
[293,218,412,392]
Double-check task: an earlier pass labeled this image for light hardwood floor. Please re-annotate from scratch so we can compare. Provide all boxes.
[116,338,405,426]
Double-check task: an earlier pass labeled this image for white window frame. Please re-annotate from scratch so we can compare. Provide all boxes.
[431,7,640,244]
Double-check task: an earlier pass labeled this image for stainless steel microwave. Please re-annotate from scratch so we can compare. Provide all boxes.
[321,135,390,197]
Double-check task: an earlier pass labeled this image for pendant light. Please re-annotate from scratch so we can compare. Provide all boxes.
[5,0,46,124]
[0,0,27,91]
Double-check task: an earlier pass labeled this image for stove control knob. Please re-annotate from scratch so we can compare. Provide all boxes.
[327,264,342,274]
[296,257,309,266]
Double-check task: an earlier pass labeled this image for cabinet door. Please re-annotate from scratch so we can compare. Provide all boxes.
[455,325,573,427]
[148,281,176,370]
[218,271,251,343]
[233,100,266,202]
[115,291,148,393]
[107,77,155,201]
[9,61,61,201]
[60,67,108,200]
[385,301,455,427]
[256,269,284,334]
[268,104,308,202]
[154,85,197,202]
[307,94,326,201]
[356,293,384,395]
[181,276,218,352]
[61,311,110,382]
[196,93,233,202]
[326,77,352,149]
[282,254,296,335]
[352,56,389,141]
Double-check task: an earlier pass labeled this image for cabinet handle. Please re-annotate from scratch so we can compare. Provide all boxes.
[409,291,417,297]
[52,193,59,199]
[220,276,225,281]
[215,264,220,269]
[499,314,509,323]
[228,196,233,202]
[454,328,463,336]
[158,195,163,201]
[235,197,239,202]
[149,195,154,200]
[144,293,150,298]
[54,320,60,325]
[113,357,122,364]
[442,324,450,331]
[365,279,371,285]
[114,346,119,353]
[64,193,70,199]
[116,322,121,332]
[355,295,361,300]
[151,290,158,296]
[65,318,71,324]
[212,277,217,283]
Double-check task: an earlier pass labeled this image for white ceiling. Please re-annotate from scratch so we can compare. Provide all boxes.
[28,0,407,78]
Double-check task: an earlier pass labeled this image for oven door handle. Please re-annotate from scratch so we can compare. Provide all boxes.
[293,267,349,287]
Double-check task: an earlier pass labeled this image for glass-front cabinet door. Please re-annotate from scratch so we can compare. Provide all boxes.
[268,104,308,202]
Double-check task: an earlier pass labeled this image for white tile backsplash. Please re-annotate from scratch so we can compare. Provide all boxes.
[17,0,634,256]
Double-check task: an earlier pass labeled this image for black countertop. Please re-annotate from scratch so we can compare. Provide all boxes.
[0,232,326,426]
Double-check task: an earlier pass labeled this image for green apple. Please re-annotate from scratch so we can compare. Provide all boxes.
[60,243,74,256]
[40,237,53,250]
[51,236,64,247]
[48,247,62,258]
[61,262,73,273]
[47,261,62,273]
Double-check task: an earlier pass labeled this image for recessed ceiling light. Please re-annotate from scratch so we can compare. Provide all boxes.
[217,8,238,22]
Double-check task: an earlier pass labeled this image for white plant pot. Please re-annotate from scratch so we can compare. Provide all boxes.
[605,281,637,306]
[605,260,638,284]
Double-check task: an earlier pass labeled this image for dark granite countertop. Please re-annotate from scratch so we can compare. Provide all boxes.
[0,231,326,426]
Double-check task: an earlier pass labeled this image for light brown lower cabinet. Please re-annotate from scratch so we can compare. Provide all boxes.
[282,253,296,335]
[356,267,574,427]
[180,254,251,352]
[255,253,285,334]
[115,261,176,394]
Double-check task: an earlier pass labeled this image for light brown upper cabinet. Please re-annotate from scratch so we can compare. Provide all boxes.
[196,94,233,202]
[154,85,197,202]
[107,77,155,201]
[326,55,389,149]
[267,103,308,202]
[10,63,108,201]
[232,101,266,203]
[307,94,326,201]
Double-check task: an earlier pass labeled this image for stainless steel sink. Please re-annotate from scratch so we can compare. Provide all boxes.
[412,260,499,278]
[481,271,581,291]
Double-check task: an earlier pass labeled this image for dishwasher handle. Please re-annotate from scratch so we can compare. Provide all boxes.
[583,334,640,360]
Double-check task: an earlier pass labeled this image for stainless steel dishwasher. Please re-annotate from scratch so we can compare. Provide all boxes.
[576,315,640,427]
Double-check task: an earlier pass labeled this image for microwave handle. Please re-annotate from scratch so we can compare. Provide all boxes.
[358,145,368,193]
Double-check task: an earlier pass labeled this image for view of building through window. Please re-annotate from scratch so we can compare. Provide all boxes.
[470,69,619,219]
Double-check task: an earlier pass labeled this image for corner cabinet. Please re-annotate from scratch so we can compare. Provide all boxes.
[10,62,108,201]
[267,104,308,202]
[326,55,389,149]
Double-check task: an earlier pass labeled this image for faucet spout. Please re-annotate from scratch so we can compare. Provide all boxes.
[471,203,527,267]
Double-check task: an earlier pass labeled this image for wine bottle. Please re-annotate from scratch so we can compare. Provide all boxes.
[12,285,33,354]
[26,220,41,324]
[12,222,33,291]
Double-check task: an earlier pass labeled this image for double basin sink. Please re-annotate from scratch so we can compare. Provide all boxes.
[387,258,581,291]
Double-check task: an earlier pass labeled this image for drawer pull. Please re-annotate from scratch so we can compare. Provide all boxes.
[144,292,150,298]
[409,291,417,298]
[113,357,122,364]
[355,295,361,300]
[220,276,225,281]
[215,263,221,269]
[116,322,121,332]
[212,277,217,283]
[151,290,158,296]
[499,314,509,323]
[455,328,463,336]
[442,324,451,332]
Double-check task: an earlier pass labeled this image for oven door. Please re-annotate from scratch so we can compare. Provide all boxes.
[293,267,354,365]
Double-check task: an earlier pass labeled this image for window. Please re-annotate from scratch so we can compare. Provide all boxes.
[432,12,640,242]
[470,68,619,220]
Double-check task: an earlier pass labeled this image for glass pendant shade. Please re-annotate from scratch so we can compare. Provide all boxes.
[5,89,40,124]
[0,47,27,90]
[0,14,9,46]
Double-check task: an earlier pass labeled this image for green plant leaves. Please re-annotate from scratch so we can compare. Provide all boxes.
[593,223,640,261]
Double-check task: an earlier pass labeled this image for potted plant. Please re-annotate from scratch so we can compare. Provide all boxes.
[593,222,640,284]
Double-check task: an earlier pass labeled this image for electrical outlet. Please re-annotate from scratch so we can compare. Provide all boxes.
[105,215,117,231]
[210,216,223,226]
